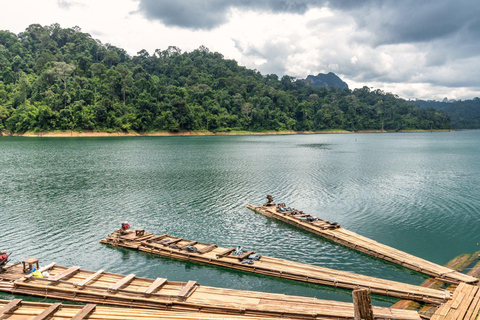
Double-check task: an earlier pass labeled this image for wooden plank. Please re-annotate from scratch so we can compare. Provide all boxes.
[49,266,81,282]
[71,304,97,320]
[109,274,135,291]
[167,238,184,245]
[32,302,62,320]
[466,290,480,320]
[178,280,197,298]
[148,234,168,242]
[0,299,22,316]
[24,262,56,279]
[198,244,217,254]
[450,285,477,320]
[76,269,104,287]
[181,241,198,249]
[144,278,167,295]
[217,247,235,257]
[451,292,466,309]
[238,251,255,260]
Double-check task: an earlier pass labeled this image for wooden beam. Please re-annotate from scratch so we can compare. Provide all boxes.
[167,238,184,245]
[32,302,62,320]
[148,234,167,242]
[0,299,22,316]
[109,274,135,291]
[144,278,168,295]
[181,241,198,249]
[71,304,97,320]
[178,280,197,298]
[216,247,235,257]
[198,244,217,254]
[237,251,255,260]
[76,269,104,287]
[24,263,56,279]
[49,266,81,282]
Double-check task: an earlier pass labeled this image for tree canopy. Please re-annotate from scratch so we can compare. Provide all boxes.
[0,24,450,134]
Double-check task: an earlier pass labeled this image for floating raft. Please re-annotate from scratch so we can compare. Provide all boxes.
[0,263,421,320]
[0,298,274,320]
[431,282,480,320]
[100,229,450,304]
[247,204,478,285]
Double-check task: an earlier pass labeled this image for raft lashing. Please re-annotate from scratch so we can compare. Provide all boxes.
[0,262,421,320]
[246,203,478,285]
[100,229,451,304]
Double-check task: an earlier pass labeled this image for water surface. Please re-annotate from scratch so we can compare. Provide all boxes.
[2,131,480,306]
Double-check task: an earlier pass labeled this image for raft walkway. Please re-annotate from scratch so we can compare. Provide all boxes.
[431,283,480,320]
[247,204,478,285]
[0,298,276,320]
[99,230,451,304]
[0,262,421,320]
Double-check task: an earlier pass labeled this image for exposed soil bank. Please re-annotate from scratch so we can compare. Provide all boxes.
[1,129,452,137]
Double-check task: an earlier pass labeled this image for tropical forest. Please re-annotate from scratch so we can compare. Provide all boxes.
[0,24,451,134]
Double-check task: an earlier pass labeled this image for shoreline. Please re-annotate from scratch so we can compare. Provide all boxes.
[0,129,453,137]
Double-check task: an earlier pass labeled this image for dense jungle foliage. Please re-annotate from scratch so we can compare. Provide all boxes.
[412,99,480,129]
[0,24,450,133]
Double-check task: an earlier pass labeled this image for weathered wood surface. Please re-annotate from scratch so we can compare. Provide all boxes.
[247,204,478,285]
[0,299,281,319]
[0,299,22,316]
[0,263,421,320]
[100,229,451,304]
[353,289,374,320]
[431,283,480,320]
[392,252,480,318]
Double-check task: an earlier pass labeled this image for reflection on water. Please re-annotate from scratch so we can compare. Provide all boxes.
[1,131,480,306]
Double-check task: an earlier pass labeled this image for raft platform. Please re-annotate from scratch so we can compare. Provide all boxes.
[100,229,451,304]
[0,262,421,320]
[247,203,478,285]
[0,298,277,320]
[431,282,480,320]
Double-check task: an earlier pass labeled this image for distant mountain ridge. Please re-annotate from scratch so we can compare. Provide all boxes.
[302,72,349,89]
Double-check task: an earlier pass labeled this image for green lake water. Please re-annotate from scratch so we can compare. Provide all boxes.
[1,131,480,306]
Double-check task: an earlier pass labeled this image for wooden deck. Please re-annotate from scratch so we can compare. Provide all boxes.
[100,230,451,304]
[247,204,478,285]
[431,283,480,320]
[0,298,275,319]
[0,262,421,320]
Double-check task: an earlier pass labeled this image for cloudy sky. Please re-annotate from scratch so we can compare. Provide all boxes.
[1,0,480,100]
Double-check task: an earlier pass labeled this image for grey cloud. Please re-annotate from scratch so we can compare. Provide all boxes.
[341,0,480,46]
[136,0,480,46]
[136,0,325,30]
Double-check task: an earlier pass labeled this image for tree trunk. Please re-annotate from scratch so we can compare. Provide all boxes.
[353,288,374,320]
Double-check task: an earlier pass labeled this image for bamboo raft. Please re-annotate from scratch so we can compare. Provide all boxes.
[0,262,421,320]
[246,203,478,285]
[0,298,275,319]
[99,229,451,304]
[431,283,480,320]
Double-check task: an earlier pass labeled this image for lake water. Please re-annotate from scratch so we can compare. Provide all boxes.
[1,131,480,306]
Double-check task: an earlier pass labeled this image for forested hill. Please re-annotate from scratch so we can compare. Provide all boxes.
[0,24,450,134]
[411,99,480,129]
